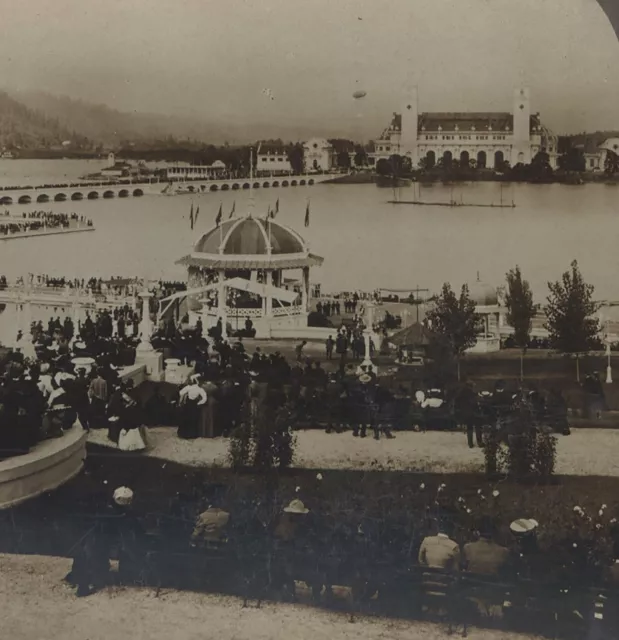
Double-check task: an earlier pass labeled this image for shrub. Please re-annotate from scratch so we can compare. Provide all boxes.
[308,311,333,328]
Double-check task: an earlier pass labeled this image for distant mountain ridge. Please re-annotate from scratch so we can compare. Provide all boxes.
[12,90,343,147]
[0,90,90,150]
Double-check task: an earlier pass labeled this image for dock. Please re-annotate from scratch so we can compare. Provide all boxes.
[0,225,95,241]
[387,200,516,208]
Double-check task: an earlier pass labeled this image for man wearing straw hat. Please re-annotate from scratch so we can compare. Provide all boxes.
[273,498,322,602]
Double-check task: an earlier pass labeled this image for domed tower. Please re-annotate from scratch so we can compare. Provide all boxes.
[468,273,501,353]
[176,214,324,337]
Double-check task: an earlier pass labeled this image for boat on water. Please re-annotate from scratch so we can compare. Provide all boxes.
[162,182,195,196]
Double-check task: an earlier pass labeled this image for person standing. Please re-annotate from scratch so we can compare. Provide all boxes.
[295,340,307,363]
[178,376,207,439]
[325,335,335,361]
[88,367,109,429]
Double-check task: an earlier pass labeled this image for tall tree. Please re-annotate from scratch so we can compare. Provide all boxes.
[426,283,479,380]
[545,260,600,381]
[505,266,536,380]
[605,149,619,175]
[287,144,305,175]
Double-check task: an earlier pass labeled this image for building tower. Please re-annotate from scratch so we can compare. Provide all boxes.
[400,86,419,167]
[511,87,532,166]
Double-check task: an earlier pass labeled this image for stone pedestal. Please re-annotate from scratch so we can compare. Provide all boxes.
[136,348,163,382]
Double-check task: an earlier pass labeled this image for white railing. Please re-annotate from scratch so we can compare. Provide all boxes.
[272,305,305,317]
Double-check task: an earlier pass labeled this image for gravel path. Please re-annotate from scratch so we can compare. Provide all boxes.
[88,427,619,476]
[0,553,541,640]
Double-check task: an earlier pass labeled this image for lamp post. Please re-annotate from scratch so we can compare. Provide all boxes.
[605,317,613,384]
[136,280,155,354]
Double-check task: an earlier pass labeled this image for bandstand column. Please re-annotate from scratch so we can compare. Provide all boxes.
[265,270,273,318]
[218,269,228,338]
[302,267,310,312]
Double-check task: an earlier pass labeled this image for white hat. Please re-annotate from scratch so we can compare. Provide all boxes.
[415,390,425,403]
[358,374,372,384]
[54,372,75,386]
[187,386,205,401]
[74,341,86,349]
[113,486,134,506]
[510,518,539,534]
[283,499,309,514]
[189,374,202,383]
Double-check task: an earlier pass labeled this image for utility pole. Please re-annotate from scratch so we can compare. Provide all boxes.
[412,285,430,324]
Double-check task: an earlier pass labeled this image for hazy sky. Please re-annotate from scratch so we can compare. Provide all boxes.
[0,0,618,136]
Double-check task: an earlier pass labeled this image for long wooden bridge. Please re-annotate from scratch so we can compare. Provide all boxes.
[0,173,334,205]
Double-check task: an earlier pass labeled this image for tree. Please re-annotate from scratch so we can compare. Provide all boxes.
[336,150,351,169]
[375,158,392,176]
[545,260,600,381]
[505,266,536,380]
[605,149,619,175]
[354,148,368,167]
[287,144,305,175]
[558,148,586,172]
[426,283,479,380]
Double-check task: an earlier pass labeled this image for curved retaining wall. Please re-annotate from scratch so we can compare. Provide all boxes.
[0,427,87,510]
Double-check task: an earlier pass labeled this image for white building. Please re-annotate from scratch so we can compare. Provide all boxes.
[256,148,293,175]
[370,88,558,170]
[164,161,227,181]
[303,138,335,172]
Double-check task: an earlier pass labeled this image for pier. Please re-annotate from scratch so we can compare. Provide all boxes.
[0,224,95,241]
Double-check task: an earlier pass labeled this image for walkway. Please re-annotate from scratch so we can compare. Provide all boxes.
[88,427,619,476]
[0,553,542,640]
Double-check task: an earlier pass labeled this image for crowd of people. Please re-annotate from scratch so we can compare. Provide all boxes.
[0,304,145,457]
[0,211,93,236]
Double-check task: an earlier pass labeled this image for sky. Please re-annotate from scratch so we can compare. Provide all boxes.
[0,0,618,137]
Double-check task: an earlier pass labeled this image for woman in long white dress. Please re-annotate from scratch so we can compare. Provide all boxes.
[116,382,148,452]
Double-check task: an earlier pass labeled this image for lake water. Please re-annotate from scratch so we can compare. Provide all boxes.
[0,159,618,302]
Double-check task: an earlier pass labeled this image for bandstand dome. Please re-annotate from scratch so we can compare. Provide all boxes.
[177,215,323,270]
[469,279,498,306]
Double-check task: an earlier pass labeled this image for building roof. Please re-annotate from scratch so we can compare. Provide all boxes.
[469,279,498,306]
[419,112,514,133]
[192,217,309,256]
[176,253,324,270]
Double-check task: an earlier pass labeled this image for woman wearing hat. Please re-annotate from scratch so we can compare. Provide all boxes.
[177,377,207,439]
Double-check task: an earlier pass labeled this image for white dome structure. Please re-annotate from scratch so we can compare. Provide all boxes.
[174,213,324,338]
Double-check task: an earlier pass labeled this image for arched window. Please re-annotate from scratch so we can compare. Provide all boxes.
[426,150,436,169]
[460,150,470,167]
[494,150,504,168]
[443,150,453,167]
[477,150,487,169]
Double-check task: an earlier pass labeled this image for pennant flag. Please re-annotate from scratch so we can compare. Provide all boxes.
[275,198,279,215]
[229,201,236,219]
[267,205,272,219]
[190,203,194,230]
[194,206,200,224]
[304,201,310,228]
[269,208,275,219]
[215,204,223,227]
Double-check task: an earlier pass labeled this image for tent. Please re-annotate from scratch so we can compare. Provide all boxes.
[389,322,432,348]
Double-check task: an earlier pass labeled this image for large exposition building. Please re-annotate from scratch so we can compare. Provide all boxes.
[370,88,558,170]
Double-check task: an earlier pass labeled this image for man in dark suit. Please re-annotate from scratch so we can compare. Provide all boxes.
[463,518,510,578]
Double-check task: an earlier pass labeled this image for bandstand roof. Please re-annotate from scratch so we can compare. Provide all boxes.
[194,217,307,256]
[175,253,324,270]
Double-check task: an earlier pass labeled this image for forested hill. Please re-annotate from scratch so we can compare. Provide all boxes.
[0,91,91,150]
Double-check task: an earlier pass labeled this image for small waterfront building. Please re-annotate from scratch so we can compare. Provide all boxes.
[303,138,335,172]
[164,161,227,181]
[174,213,324,338]
[369,88,559,171]
[256,147,293,176]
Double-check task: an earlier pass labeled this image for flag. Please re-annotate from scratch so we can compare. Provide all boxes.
[275,198,279,215]
[267,205,272,219]
[304,201,310,228]
[194,206,200,224]
[189,203,194,230]
[215,204,222,227]
[229,201,236,219]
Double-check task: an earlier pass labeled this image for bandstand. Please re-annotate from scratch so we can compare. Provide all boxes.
[170,214,324,338]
